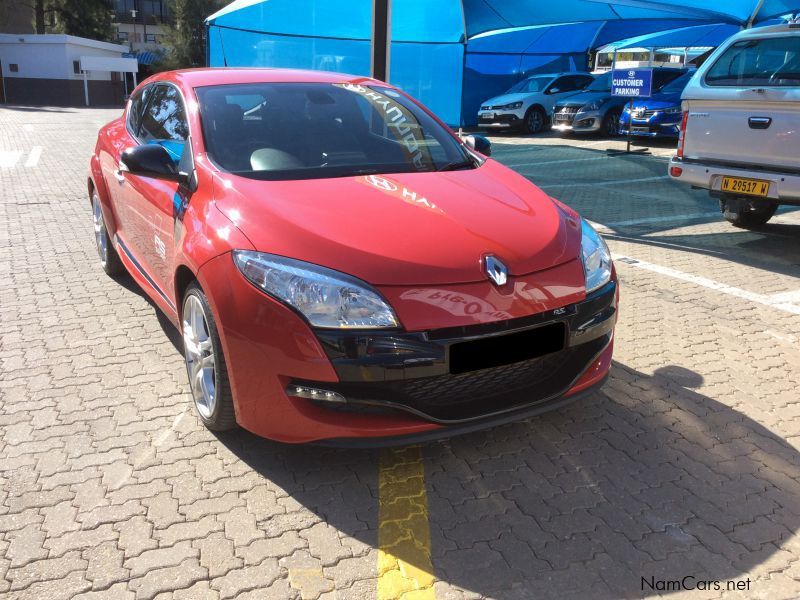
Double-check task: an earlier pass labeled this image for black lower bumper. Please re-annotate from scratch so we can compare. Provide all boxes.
[318,373,608,448]
[296,281,617,425]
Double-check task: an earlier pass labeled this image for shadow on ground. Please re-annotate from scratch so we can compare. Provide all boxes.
[213,361,800,599]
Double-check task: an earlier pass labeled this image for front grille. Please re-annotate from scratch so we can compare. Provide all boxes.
[305,334,609,423]
[631,109,658,119]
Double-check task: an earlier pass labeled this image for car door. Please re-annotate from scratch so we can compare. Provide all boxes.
[103,84,152,245]
[123,83,190,303]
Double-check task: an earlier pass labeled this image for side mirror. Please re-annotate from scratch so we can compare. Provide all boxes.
[548,87,561,95]
[463,134,492,157]
[120,144,179,182]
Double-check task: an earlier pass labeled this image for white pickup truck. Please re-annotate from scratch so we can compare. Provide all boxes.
[668,23,800,228]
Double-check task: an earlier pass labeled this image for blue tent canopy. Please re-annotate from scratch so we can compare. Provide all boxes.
[206,0,800,125]
[598,23,740,52]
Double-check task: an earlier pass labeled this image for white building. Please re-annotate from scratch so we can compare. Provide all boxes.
[0,33,135,106]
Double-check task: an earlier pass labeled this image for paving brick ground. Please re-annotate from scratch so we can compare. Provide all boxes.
[2,106,800,599]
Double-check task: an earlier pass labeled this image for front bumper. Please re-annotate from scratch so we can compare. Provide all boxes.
[477,109,525,129]
[668,157,800,205]
[619,115,681,138]
[553,109,601,133]
[295,280,616,425]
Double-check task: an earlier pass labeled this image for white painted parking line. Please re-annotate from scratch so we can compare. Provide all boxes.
[541,175,670,189]
[0,150,22,168]
[507,156,609,168]
[24,146,42,168]
[613,254,800,315]
[604,212,721,228]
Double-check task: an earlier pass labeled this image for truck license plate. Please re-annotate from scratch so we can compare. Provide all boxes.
[721,176,770,198]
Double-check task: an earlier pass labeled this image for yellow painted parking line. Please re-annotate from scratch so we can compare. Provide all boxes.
[378,445,436,600]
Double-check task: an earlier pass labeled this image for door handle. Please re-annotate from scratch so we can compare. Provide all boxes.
[748,117,772,129]
[114,162,127,183]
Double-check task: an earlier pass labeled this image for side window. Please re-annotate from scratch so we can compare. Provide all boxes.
[127,85,151,137]
[551,77,572,92]
[577,75,593,89]
[139,85,189,143]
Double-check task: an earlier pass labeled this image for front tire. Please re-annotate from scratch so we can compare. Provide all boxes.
[720,198,778,229]
[602,110,621,137]
[182,283,237,431]
[523,107,546,134]
[92,193,122,276]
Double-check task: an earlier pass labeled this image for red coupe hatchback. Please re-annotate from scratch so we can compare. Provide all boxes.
[89,68,617,444]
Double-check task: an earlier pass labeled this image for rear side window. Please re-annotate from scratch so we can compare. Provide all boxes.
[139,85,189,143]
[706,36,800,86]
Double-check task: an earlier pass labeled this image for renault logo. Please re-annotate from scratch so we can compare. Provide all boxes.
[484,255,508,286]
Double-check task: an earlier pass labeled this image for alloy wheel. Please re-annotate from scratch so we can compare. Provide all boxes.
[92,195,108,266]
[182,294,217,418]
[527,110,543,134]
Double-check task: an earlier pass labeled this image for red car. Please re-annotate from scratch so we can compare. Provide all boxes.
[89,68,617,444]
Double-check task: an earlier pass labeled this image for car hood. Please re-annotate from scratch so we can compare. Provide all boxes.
[556,90,611,108]
[482,92,529,107]
[213,160,581,286]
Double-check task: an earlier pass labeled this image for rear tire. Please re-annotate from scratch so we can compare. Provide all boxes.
[720,198,778,229]
[182,282,237,431]
[92,193,123,276]
[523,107,546,134]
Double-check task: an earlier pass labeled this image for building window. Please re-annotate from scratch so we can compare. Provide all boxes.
[9,64,18,72]
[145,33,156,43]
[73,60,81,74]
[117,31,129,42]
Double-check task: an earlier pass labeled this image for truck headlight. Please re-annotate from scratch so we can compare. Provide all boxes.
[580,220,612,293]
[233,251,399,329]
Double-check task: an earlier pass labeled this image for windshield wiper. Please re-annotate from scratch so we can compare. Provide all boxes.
[438,158,475,172]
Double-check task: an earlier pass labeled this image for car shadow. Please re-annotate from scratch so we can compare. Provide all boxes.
[212,361,800,599]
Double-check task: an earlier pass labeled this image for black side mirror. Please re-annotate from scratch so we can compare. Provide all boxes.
[464,134,492,157]
[120,144,179,182]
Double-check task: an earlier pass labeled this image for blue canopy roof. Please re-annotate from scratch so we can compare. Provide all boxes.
[598,23,740,51]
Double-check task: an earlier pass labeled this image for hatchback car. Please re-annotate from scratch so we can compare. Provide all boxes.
[669,23,800,228]
[477,72,594,134]
[89,68,618,444]
[553,68,687,136]
[618,70,695,138]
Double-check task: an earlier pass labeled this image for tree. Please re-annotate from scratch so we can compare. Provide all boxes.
[158,0,224,70]
[50,0,114,41]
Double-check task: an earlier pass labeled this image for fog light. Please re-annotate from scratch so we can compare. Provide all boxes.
[287,384,346,403]
[670,166,683,177]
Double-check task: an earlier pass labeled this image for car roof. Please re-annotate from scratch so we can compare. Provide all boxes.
[147,67,385,89]
[734,23,800,38]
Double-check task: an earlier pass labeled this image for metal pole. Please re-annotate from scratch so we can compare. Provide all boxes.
[370,0,391,81]
[83,70,89,106]
[627,98,633,153]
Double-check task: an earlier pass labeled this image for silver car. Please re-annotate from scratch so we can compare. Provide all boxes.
[669,23,800,228]
[477,73,594,134]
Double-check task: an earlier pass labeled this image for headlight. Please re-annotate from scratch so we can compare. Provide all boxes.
[580,220,613,293]
[582,101,603,112]
[503,101,523,110]
[232,250,399,329]
[663,106,682,114]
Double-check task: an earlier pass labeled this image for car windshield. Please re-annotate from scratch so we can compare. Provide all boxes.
[586,72,612,92]
[506,76,554,94]
[706,36,800,86]
[195,82,471,180]
[660,71,693,93]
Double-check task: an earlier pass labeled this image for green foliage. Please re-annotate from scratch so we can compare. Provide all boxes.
[46,0,115,41]
[157,0,224,70]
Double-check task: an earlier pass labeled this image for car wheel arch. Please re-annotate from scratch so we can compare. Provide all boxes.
[174,264,198,321]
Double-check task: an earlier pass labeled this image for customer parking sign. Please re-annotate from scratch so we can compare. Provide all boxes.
[612,69,653,98]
